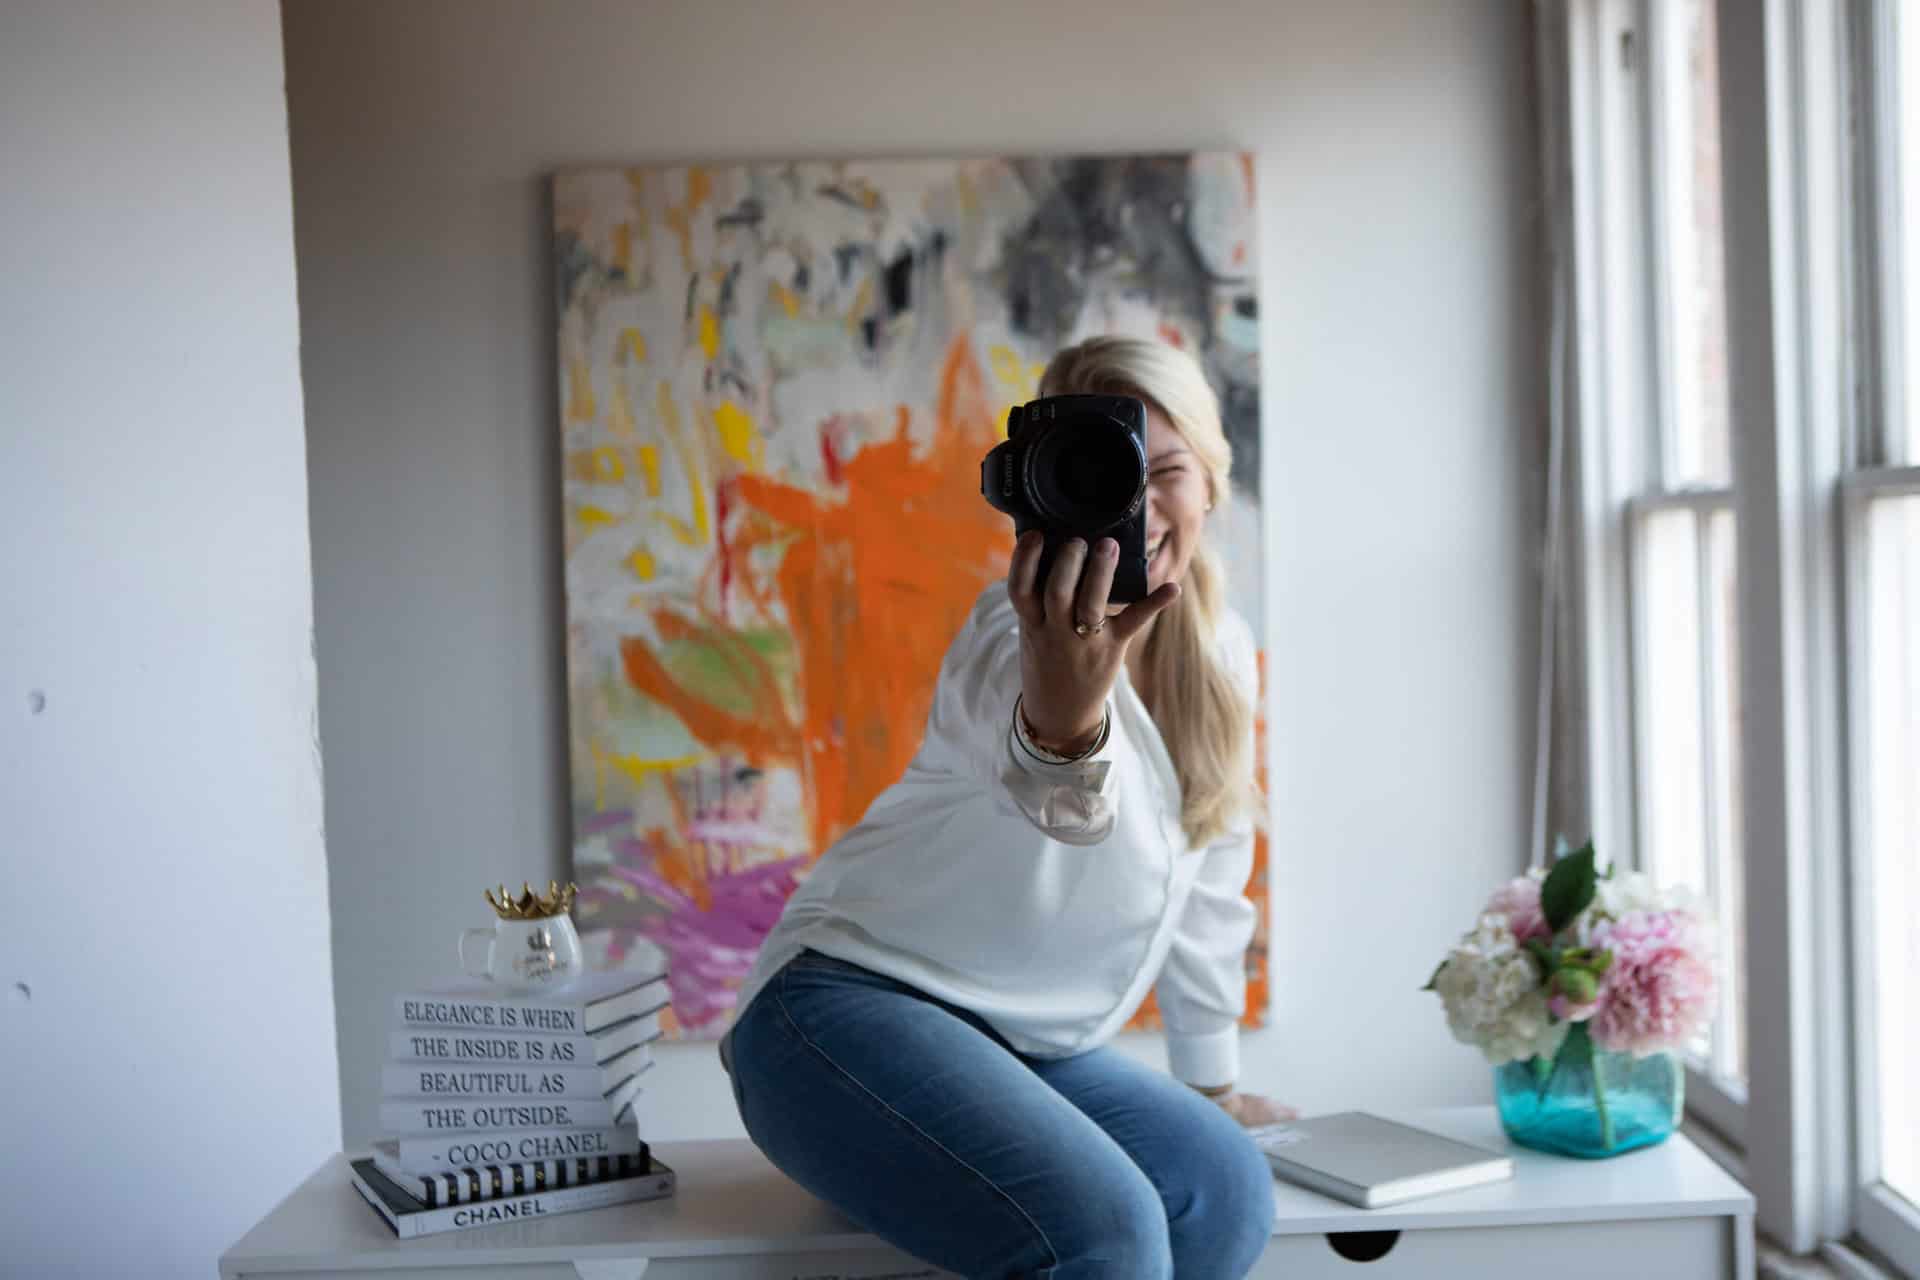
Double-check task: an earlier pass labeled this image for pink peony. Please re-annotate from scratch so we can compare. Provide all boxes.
[1484,875,1550,943]
[1587,910,1717,1055]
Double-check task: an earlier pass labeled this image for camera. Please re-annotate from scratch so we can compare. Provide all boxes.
[980,394,1150,604]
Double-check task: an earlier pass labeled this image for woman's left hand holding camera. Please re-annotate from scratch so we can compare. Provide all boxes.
[1007,531,1180,755]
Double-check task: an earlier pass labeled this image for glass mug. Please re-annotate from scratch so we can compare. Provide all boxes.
[459,914,584,991]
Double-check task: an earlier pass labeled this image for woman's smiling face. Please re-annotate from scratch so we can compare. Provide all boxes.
[1141,403,1212,593]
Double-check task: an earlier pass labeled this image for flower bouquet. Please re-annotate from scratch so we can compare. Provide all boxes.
[1424,841,1719,1158]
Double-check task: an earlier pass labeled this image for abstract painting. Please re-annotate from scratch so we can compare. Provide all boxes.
[552,154,1265,1038]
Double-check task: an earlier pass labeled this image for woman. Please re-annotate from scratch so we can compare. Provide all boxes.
[721,336,1286,1278]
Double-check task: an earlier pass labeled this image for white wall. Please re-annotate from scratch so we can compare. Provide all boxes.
[0,3,339,1275]
[283,0,1543,1151]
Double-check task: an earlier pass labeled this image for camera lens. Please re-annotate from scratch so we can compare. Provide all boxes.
[1028,419,1145,528]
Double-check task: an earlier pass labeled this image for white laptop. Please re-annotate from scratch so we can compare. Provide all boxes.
[1249,1111,1514,1209]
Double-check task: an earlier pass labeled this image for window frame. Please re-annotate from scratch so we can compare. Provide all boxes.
[1845,2,1920,1270]
[1563,0,1752,1151]
[1714,0,1858,1255]
[1557,0,1870,1255]
[1841,467,1920,1278]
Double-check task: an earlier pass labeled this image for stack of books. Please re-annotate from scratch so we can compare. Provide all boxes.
[349,968,675,1238]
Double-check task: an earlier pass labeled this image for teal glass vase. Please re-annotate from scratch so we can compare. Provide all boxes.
[1493,1023,1682,1158]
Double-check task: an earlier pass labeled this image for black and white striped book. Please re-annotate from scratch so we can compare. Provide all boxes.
[348,1153,675,1238]
[370,1139,652,1207]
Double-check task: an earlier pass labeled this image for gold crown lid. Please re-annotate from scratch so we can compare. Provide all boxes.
[484,880,578,920]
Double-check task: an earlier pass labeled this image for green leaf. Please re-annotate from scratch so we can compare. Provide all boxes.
[1540,841,1598,935]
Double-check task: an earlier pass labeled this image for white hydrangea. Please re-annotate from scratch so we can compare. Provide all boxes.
[1578,870,1713,944]
[1592,869,1664,919]
[1432,912,1569,1065]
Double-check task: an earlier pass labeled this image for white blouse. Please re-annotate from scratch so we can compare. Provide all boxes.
[725,581,1259,1089]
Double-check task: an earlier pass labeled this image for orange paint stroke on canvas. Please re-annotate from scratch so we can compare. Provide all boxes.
[620,336,1012,855]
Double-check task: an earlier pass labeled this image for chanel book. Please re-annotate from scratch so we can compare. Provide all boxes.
[348,1153,676,1238]
[1252,1112,1514,1209]
[370,1140,651,1207]
[387,1004,664,1065]
[393,970,668,1036]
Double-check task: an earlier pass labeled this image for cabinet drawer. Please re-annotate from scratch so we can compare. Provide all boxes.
[1251,1215,1733,1279]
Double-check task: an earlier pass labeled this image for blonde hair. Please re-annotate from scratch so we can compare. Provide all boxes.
[1038,336,1254,848]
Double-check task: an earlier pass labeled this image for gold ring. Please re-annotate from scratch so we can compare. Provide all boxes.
[1074,620,1104,637]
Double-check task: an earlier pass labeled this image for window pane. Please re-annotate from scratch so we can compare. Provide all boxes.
[1657,0,1733,487]
[1640,510,1709,893]
[1636,505,1746,1080]
[1864,493,1920,1204]
[1900,4,1920,463]
[1705,508,1746,1081]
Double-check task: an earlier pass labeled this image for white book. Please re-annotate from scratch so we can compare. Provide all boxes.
[394,970,668,1036]
[380,1096,613,1134]
[387,1005,663,1066]
[381,1061,652,1134]
[391,1123,642,1173]
[1251,1112,1514,1209]
[349,1154,675,1239]
[380,1060,638,1101]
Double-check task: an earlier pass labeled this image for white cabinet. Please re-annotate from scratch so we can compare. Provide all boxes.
[220,1107,1755,1280]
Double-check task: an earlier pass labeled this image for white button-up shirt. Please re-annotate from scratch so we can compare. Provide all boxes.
[728,581,1259,1089]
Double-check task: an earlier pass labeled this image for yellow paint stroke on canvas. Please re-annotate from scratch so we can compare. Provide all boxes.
[664,168,713,269]
[621,327,648,365]
[627,547,656,581]
[636,444,662,497]
[697,306,720,360]
[988,344,1047,438]
[575,504,618,531]
[768,282,801,318]
[607,380,637,440]
[651,381,711,547]
[611,224,632,276]
[566,359,596,423]
[587,743,703,811]
[712,400,762,470]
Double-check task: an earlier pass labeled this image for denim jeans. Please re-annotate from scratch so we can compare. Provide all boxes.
[724,949,1274,1279]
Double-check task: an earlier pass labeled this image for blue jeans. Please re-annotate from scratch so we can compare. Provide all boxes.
[725,949,1274,1278]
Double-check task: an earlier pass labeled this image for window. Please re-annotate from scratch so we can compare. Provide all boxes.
[1562,0,1920,1264]
[1565,0,1748,1133]
[1635,0,1747,1091]
[1849,0,1920,1268]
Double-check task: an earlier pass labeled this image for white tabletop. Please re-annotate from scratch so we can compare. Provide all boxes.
[220,1106,1756,1276]
[1264,1106,1752,1234]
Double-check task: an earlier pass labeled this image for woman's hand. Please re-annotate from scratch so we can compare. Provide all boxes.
[1007,531,1179,752]
[1206,1090,1299,1129]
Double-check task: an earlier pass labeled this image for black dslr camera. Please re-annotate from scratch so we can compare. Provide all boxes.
[980,394,1150,604]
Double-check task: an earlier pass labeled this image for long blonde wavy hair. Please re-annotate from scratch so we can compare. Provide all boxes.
[1038,336,1254,848]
